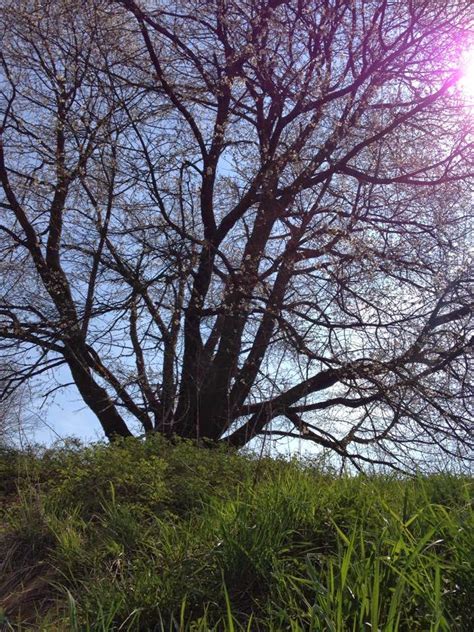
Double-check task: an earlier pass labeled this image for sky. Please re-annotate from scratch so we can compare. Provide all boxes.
[27,366,105,446]
[39,395,102,444]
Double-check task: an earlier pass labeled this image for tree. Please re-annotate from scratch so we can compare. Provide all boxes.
[0,0,472,470]
[0,361,36,446]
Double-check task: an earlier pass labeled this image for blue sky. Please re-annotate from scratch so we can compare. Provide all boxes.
[31,372,105,445]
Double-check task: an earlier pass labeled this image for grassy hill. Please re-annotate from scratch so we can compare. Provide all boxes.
[0,437,472,630]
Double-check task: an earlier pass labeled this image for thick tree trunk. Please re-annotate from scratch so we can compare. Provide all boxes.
[65,350,132,440]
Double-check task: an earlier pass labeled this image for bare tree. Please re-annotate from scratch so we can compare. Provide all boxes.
[0,0,473,469]
[0,361,35,446]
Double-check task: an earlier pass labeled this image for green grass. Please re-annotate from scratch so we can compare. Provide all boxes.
[0,437,472,630]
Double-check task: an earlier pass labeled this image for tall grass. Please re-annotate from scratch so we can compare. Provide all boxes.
[0,437,472,630]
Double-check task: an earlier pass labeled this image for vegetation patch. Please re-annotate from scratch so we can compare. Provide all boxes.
[0,437,472,630]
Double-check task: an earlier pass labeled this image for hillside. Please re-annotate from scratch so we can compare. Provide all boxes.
[0,437,472,631]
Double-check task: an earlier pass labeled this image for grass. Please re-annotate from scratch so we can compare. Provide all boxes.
[0,437,472,630]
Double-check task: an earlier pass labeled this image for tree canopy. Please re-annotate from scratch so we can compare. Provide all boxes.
[0,0,473,469]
